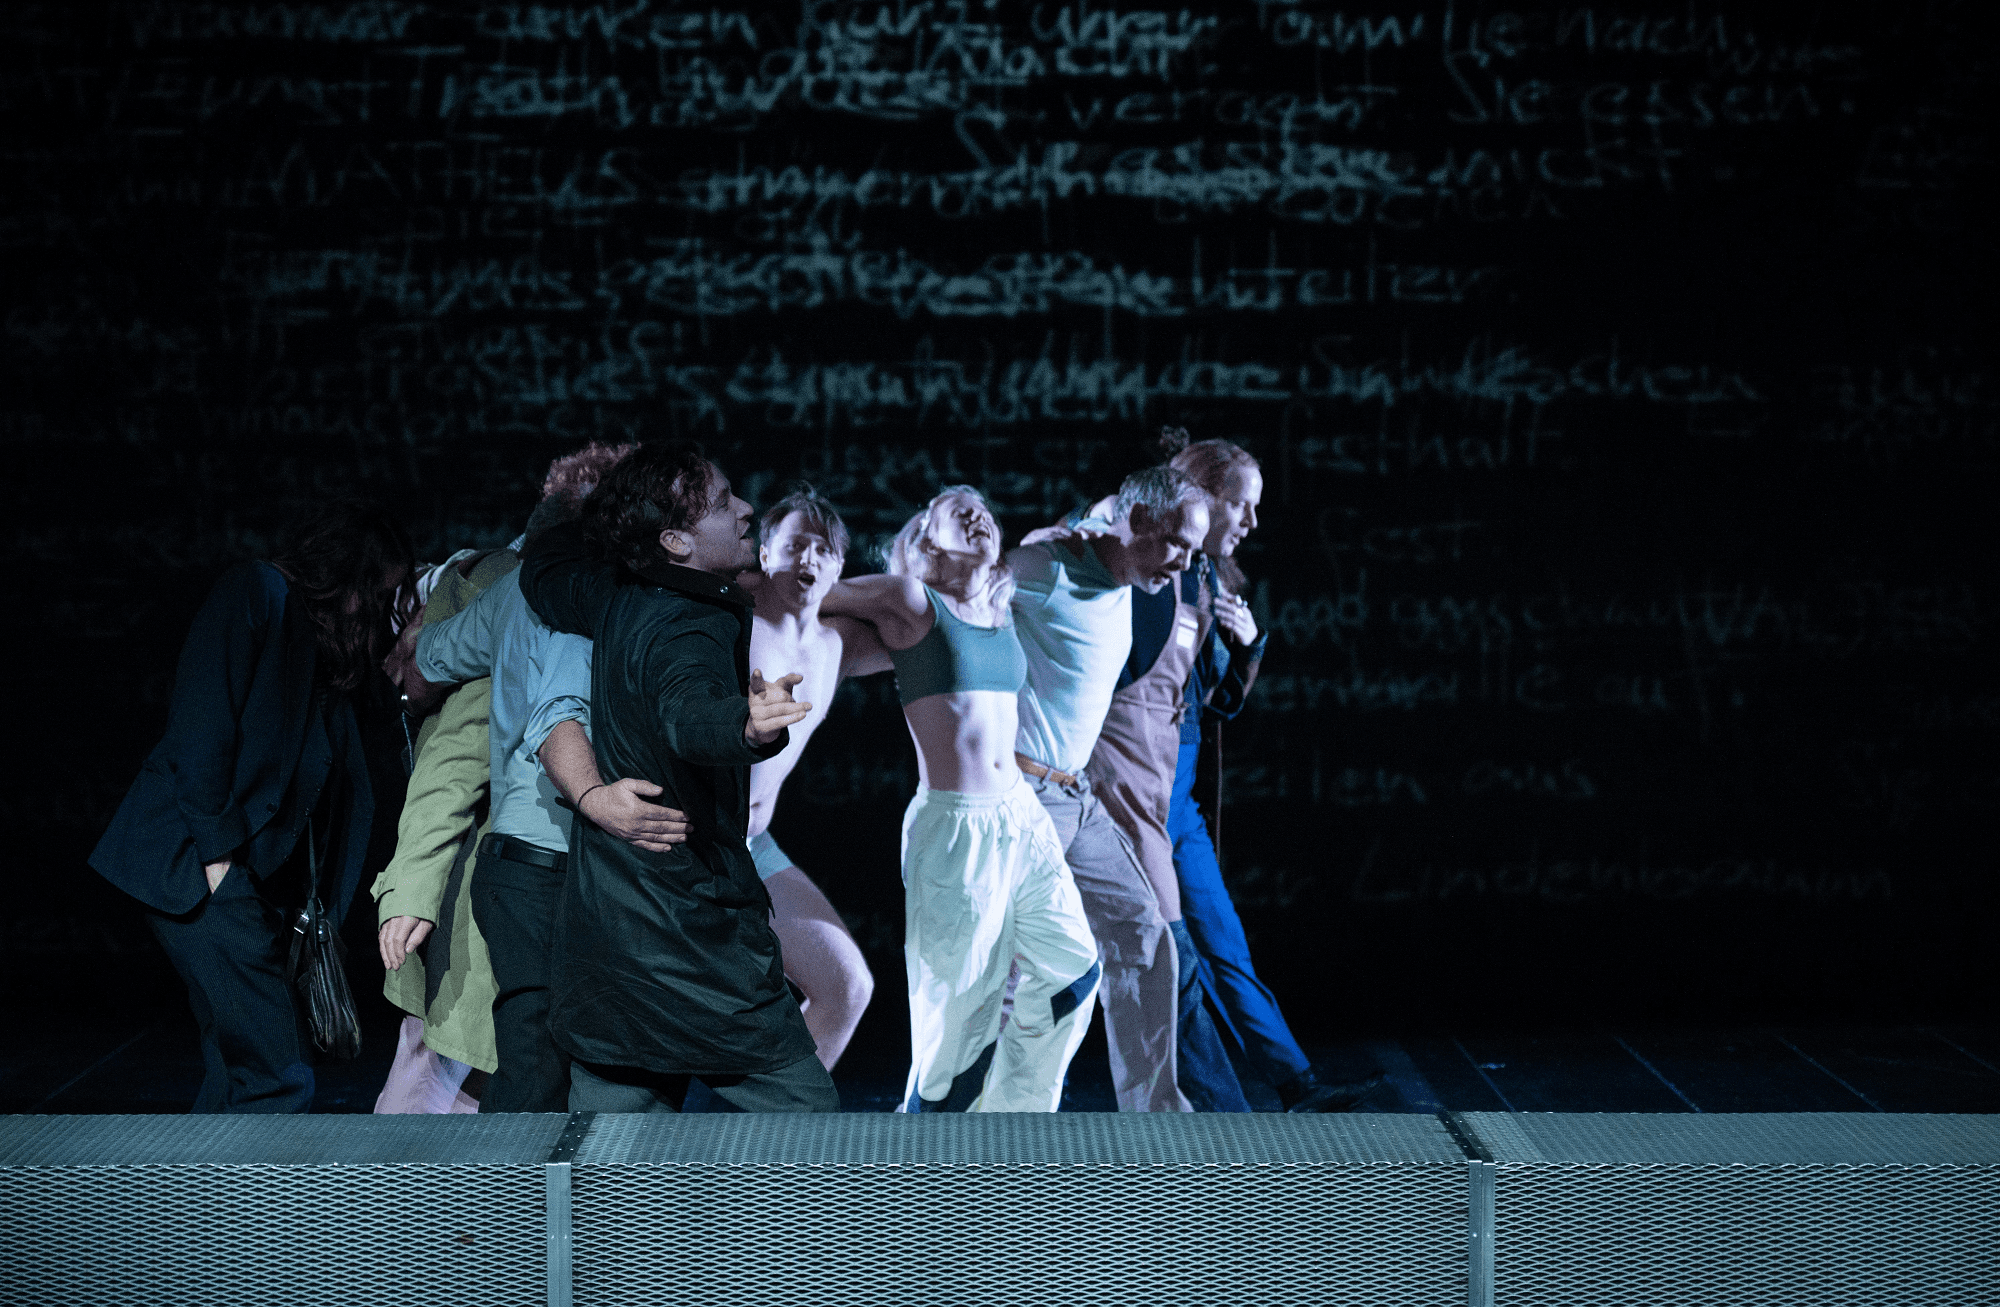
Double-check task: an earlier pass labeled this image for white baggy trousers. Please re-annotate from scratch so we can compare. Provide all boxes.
[900,779,1101,1111]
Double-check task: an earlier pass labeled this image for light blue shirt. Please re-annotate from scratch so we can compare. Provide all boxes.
[416,555,592,854]
[1008,538,1133,776]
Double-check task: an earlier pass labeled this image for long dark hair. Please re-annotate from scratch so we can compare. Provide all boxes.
[268,499,415,692]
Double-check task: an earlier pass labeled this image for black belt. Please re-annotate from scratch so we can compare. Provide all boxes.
[479,833,568,872]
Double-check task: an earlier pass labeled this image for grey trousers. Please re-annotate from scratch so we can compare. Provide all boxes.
[568,1055,839,1114]
[1026,771,1190,1112]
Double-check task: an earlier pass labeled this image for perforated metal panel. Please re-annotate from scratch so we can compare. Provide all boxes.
[23,1111,1986,1306]
[570,1114,1468,1307]
[0,1114,567,1307]
[1457,1112,2000,1306]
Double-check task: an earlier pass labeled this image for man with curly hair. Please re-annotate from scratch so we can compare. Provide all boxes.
[518,440,827,1112]
[395,442,692,1113]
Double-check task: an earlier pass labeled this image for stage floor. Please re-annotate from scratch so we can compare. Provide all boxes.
[7,1004,1997,1116]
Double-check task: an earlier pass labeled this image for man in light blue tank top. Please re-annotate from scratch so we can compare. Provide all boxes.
[1010,466,1210,1112]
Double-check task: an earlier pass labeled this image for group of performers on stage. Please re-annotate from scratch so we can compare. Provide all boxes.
[93,430,1380,1115]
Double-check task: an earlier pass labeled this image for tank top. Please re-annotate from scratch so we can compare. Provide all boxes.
[888,585,1028,706]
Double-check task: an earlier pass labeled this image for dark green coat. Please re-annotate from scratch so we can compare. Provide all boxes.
[518,522,808,1076]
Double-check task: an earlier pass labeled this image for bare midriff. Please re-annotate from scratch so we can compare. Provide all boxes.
[902,690,1021,795]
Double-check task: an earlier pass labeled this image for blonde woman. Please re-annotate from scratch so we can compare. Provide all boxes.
[823,487,1100,1111]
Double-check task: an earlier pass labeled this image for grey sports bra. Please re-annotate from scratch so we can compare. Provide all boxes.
[888,586,1028,706]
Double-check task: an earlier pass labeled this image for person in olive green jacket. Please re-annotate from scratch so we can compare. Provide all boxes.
[372,443,682,1113]
[371,546,520,1110]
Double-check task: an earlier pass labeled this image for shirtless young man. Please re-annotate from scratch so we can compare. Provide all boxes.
[737,489,887,1070]
[822,486,1101,1112]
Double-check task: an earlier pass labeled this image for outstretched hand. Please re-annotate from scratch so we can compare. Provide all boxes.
[745,668,812,746]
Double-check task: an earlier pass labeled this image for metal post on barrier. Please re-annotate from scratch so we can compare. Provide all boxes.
[1440,1112,1497,1307]
[1466,1161,1496,1307]
[546,1112,595,1307]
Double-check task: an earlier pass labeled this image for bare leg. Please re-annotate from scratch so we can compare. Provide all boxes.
[766,865,875,1070]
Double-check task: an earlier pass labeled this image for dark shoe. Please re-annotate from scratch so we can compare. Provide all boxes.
[1275,1067,1385,1113]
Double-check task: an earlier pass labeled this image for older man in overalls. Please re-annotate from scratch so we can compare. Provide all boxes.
[1082,536,1252,1112]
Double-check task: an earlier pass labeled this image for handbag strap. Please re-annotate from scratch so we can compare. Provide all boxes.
[289,815,322,980]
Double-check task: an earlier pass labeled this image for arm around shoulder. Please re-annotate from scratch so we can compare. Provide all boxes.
[823,573,930,649]
[518,520,615,639]
[829,614,895,678]
[415,571,509,682]
[1004,542,1061,611]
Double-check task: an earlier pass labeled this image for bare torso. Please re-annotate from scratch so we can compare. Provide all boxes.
[902,690,1019,795]
[746,610,850,840]
[825,575,1021,797]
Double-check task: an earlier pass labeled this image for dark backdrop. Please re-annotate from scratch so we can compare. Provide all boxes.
[4,1,1992,1042]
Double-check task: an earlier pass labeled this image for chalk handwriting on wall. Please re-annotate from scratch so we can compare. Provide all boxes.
[1,0,1991,951]
[1347,842,1895,906]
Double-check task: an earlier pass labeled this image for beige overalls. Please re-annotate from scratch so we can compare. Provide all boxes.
[1084,595,1205,895]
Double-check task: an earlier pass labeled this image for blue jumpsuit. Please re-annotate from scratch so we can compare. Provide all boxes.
[1168,558,1312,1089]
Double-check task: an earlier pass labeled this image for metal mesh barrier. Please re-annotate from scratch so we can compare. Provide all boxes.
[570,1114,1468,1307]
[1456,1112,2000,1306]
[13,1110,1994,1306]
[0,1114,566,1307]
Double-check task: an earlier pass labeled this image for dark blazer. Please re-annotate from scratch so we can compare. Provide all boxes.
[1182,556,1266,860]
[518,522,806,1076]
[91,562,373,918]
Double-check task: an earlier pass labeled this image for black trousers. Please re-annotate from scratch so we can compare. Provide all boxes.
[568,1055,840,1114]
[147,862,313,1114]
[471,850,570,1113]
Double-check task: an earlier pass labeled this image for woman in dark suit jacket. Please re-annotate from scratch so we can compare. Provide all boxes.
[92,501,414,1113]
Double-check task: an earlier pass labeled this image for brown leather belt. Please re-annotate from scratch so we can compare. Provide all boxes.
[1015,752,1082,789]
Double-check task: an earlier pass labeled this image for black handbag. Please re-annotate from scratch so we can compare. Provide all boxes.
[289,816,362,1060]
